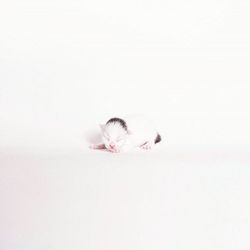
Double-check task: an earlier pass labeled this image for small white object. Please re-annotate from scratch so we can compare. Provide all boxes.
[90,115,161,153]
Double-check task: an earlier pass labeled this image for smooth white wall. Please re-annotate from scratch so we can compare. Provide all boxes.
[0,0,250,150]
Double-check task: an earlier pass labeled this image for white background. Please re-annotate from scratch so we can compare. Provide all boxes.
[0,1,250,250]
[0,0,250,151]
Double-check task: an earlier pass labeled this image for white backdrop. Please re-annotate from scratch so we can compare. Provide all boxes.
[1,2,250,250]
[0,0,250,151]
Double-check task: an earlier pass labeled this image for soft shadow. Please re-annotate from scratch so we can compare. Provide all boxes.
[84,128,102,144]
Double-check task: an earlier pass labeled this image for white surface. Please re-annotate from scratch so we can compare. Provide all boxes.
[0,0,250,249]
[0,149,250,250]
